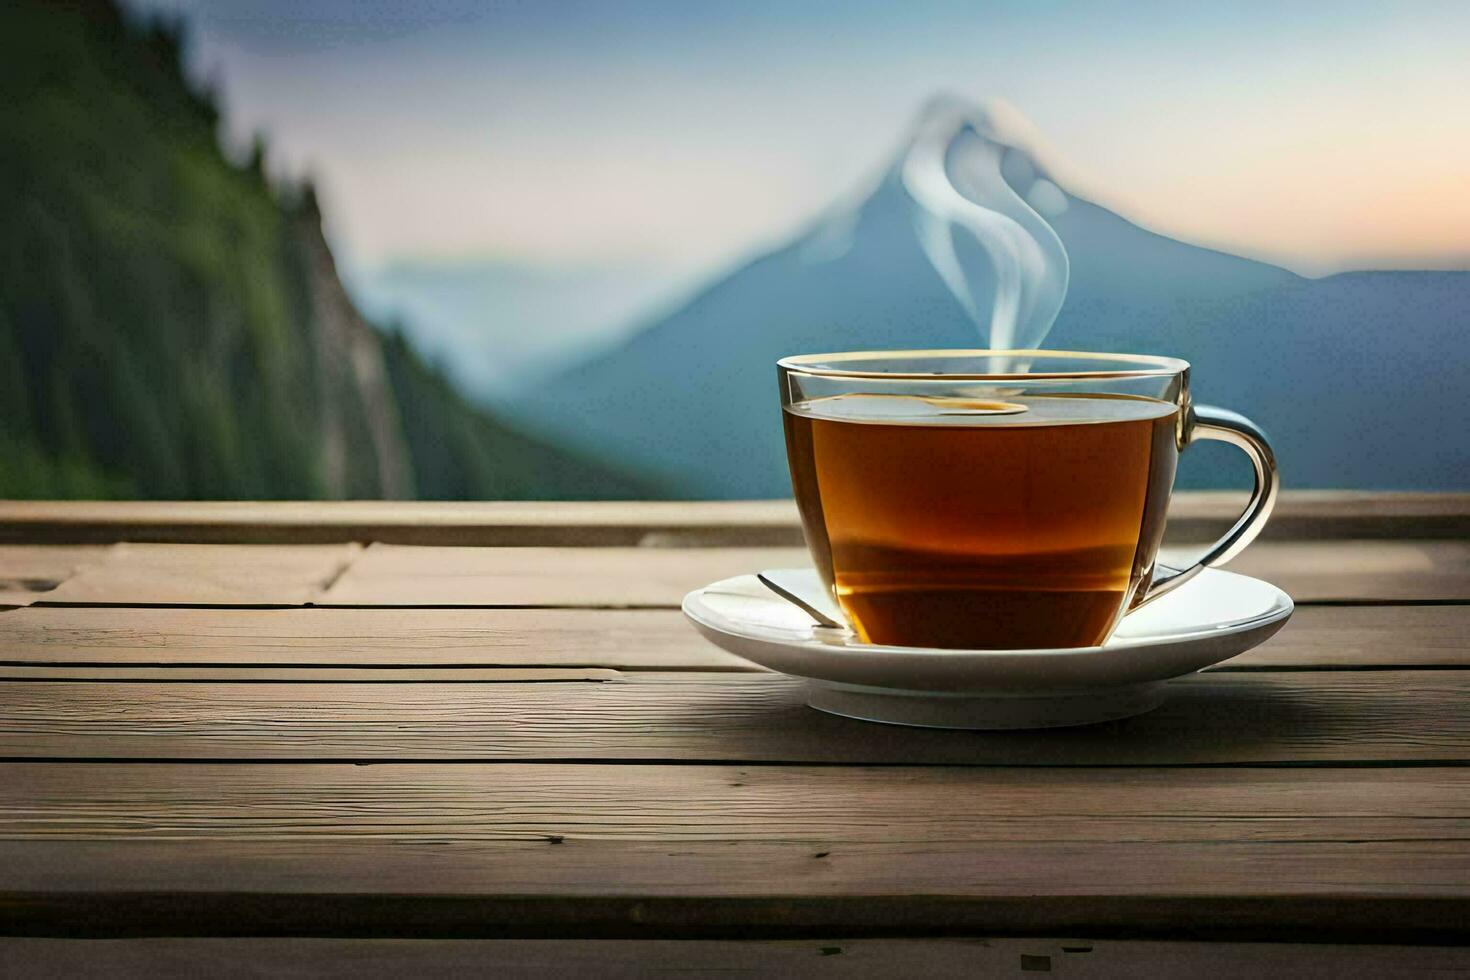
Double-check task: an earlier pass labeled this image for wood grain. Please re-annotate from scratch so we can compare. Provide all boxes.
[0,545,112,607]
[318,544,811,607]
[16,763,1454,846]
[1163,490,1470,543]
[1,493,1465,545]
[0,500,806,547]
[0,763,1465,940]
[0,605,1463,671]
[0,503,1464,948]
[1,670,1466,764]
[1210,604,1470,669]
[3,937,1465,979]
[39,543,361,606]
[0,666,626,683]
[1195,541,1470,603]
[315,541,1470,607]
[5,540,1465,608]
[0,606,750,670]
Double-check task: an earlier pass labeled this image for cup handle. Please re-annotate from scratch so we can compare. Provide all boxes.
[1139,404,1280,606]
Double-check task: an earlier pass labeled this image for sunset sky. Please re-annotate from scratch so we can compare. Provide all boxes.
[131,0,1469,278]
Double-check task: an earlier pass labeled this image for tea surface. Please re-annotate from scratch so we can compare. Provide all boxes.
[784,393,1178,648]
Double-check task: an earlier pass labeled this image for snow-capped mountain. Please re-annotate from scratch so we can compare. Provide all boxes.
[519,98,1468,496]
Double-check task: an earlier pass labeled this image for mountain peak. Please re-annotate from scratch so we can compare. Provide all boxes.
[526,93,1465,498]
[803,94,1075,348]
[889,93,1072,349]
[906,95,1052,172]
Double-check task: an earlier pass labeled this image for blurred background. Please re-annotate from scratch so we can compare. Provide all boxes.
[3,0,1466,500]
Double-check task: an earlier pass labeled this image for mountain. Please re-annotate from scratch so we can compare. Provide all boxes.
[0,0,657,500]
[522,102,1469,496]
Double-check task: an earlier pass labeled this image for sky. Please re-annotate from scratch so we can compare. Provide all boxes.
[129,0,1470,279]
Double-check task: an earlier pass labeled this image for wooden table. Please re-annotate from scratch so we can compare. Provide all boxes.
[1,495,1467,977]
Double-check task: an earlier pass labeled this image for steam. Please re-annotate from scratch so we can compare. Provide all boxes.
[902,97,1070,350]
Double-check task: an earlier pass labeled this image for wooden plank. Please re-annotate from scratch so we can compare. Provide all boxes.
[0,666,624,683]
[318,545,811,607]
[39,543,361,606]
[6,540,1466,609]
[1,670,1466,764]
[1164,489,1470,543]
[0,606,752,671]
[1193,541,1470,603]
[0,605,1463,671]
[0,500,806,547]
[1213,604,1470,669]
[2,937,1465,979]
[0,545,112,607]
[316,541,1469,607]
[0,764,1465,941]
[2,493,1466,545]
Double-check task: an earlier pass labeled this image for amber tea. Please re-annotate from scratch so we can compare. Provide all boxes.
[784,392,1179,649]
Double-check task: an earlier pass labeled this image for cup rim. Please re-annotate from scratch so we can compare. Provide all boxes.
[777,349,1190,381]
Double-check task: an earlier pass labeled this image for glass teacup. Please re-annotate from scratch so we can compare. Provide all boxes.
[780,350,1278,649]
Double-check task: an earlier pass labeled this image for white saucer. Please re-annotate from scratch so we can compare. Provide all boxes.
[682,567,1293,730]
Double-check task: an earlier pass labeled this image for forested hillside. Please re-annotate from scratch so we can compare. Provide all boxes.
[0,0,655,500]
